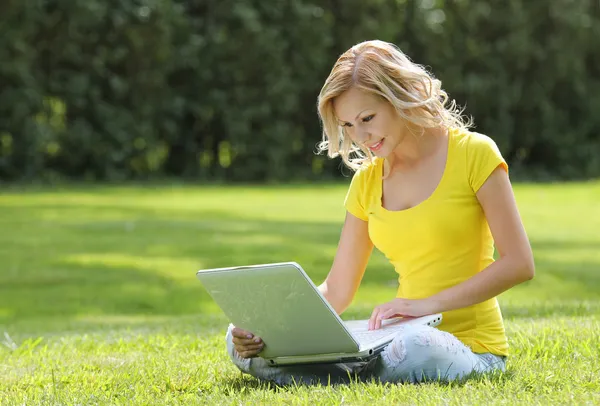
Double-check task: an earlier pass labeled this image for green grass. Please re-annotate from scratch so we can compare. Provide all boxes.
[1,181,599,405]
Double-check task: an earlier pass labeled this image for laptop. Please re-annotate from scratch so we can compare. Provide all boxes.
[196,262,442,366]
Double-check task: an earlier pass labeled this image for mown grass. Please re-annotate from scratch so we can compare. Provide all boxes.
[1,180,599,405]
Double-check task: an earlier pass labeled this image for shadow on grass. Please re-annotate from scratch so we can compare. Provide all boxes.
[0,199,599,330]
[217,375,282,394]
[214,365,517,392]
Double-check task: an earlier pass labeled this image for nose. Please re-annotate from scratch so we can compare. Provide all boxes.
[355,126,370,144]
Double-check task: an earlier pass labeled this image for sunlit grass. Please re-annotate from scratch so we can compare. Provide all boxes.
[1,180,599,404]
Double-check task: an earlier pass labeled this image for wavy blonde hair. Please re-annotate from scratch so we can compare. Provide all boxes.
[317,40,472,172]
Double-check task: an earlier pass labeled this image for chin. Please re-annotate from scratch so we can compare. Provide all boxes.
[370,148,390,158]
[368,138,393,158]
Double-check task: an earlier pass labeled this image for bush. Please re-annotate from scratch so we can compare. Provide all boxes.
[0,0,598,182]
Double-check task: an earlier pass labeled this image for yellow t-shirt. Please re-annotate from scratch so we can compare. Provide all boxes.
[344,127,509,356]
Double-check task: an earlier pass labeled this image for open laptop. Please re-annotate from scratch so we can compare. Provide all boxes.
[196,262,442,366]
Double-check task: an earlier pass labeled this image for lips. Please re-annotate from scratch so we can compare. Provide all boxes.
[368,139,384,152]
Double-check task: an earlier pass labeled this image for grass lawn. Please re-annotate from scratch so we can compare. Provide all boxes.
[1,180,599,405]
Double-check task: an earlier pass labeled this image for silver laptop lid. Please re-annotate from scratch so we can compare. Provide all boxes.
[196,262,359,358]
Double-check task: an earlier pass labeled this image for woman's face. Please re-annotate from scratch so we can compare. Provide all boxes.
[333,87,407,157]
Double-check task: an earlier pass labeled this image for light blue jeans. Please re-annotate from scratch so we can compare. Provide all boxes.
[225,323,506,386]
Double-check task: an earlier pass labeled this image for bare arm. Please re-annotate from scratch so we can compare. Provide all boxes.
[370,166,535,329]
[318,211,374,315]
[428,166,535,312]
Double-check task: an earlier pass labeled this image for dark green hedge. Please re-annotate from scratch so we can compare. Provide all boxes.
[1,0,599,182]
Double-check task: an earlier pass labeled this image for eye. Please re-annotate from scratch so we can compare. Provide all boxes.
[362,115,375,123]
[341,122,353,128]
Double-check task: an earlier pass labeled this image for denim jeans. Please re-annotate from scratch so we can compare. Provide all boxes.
[225,323,506,386]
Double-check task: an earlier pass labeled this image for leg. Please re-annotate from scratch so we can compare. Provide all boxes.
[224,324,366,386]
[365,324,506,384]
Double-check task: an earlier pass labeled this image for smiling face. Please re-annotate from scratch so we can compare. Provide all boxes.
[318,41,469,173]
[333,87,408,157]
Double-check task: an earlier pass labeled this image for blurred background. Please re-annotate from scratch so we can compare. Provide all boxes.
[1,0,599,185]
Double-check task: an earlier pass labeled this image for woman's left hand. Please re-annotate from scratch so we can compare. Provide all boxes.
[368,298,438,330]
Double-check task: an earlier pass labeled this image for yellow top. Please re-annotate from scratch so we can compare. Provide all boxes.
[344,127,509,356]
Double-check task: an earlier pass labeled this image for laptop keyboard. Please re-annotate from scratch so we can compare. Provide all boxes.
[349,322,407,345]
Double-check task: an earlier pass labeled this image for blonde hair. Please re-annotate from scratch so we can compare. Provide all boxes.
[316,40,472,172]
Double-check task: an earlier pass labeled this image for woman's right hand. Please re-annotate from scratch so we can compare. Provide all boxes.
[231,326,264,358]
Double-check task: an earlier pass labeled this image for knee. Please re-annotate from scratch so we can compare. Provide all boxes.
[379,326,415,367]
[381,326,467,367]
[409,327,469,358]
[376,326,479,384]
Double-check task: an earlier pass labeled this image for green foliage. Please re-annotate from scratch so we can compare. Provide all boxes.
[0,0,599,182]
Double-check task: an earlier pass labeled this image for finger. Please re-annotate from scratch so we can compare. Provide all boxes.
[232,337,259,346]
[244,343,265,351]
[232,336,253,346]
[368,308,376,330]
[235,342,264,352]
[374,307,388,330]
[232,336,263,346]
[376,307,402,329]
[240,349,261,358]
[369,307,381,330]
[232,327,254,339]
[238,350,251,359]
[378,308,398,322]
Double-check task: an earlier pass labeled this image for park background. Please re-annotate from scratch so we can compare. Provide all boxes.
[1,1,599,404]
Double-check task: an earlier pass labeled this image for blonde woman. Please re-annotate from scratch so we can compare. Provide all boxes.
[225,40,535,385]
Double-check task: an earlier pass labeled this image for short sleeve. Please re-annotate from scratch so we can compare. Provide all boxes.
[466,133,508,192]
[344,166,369,221]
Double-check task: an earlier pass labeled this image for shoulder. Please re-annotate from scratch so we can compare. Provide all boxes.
[347,157,383,187]
[451,128,508,192]
[344,158,382,220]
[453,128,503,157]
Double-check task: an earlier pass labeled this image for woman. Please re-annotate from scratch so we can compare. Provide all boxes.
[225,40,535,386]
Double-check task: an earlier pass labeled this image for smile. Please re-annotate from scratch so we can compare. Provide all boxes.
[369,139,384,151]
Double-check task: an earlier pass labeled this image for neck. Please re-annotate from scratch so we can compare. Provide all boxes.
[388,126,447,172]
